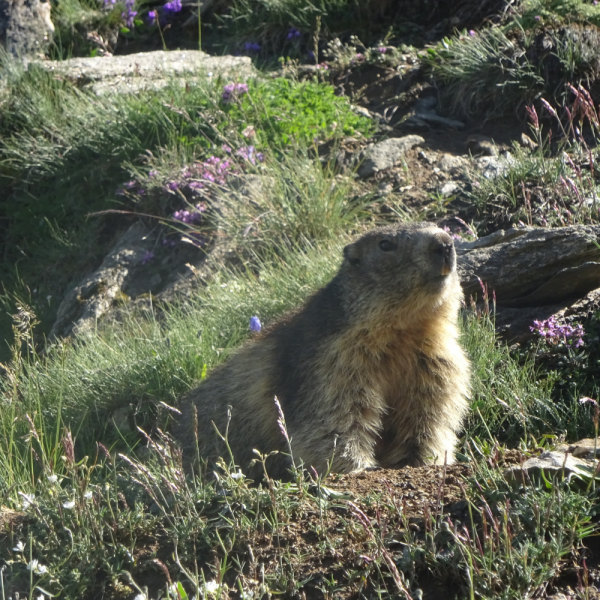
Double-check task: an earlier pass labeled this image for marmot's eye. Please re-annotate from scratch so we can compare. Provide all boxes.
[379,239,396,252]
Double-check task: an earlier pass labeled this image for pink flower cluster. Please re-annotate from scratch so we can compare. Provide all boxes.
[530,316,584,348]
[182,156,235,187]
[222,83,249,103]
[173,202,206,224]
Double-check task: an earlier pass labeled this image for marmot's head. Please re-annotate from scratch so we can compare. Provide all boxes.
[341,222,462,323]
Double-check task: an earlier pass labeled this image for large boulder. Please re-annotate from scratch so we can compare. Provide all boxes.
[0,0,54,59]
[39,49,254,95]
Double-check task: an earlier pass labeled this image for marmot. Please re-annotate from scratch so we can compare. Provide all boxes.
[175,222,471,479]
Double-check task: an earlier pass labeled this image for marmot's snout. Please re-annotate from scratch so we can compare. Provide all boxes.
[430,233,456,276]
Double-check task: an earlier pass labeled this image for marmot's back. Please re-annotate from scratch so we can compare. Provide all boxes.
[175,222,471,479]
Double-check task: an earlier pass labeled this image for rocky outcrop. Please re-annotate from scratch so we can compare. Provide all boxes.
[457,225,600,340]
[0,0,54,59]
[457,225,600,306]
[357,135,424,177]
[39,50,255,95]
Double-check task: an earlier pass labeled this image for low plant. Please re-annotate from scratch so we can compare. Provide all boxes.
[426,459,596,599]
[463,303,567,447]
[0,53,374,361]
[466,88,600,231]
[425,21,600,119]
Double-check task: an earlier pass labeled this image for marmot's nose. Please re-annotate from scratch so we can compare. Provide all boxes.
[432,239,455,275]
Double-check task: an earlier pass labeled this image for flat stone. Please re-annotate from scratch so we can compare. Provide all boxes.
[38,50,254,95]
[556,438,600,459]
[357,135,424,177]
[504,450,598,485]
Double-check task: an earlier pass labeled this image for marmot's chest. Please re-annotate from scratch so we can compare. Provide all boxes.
[326,326,433,384]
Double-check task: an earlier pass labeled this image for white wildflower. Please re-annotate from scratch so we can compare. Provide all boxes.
[47,474,58,484]
[62,500,75,510]
[83,490,93,500]
[13,540,25,552]
[204,580,221,594]
[20,492,35,509]
[27,560,48,575]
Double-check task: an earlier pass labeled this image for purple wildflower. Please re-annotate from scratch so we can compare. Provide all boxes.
[377,47,387,53]
[122,7,137,27]
[442,226,462,241]
[103,0,116,6]
[149,169,158,178]
[236,145,264,165]
[167,181,178,191]
[222,144,232,154]
[163,0,182,14]
[468,30,476,37]
[121,0,137,27]
[147,10,157,24]
[222,82,249,103]
[286,28,301,40]
[249,316,261,332]
[173,202,206,225]
[534,15,541,20]
[530,316,584,347]
[244,42,261,53]
[139,251,155,265]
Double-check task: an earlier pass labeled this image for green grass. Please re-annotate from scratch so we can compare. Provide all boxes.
[217,0,404,53]
[518,0,600,29]
[0,56,373,361]
[425,18,600,118]
[50,0,123,59]
[3,3,600,596]
[426,458,595,600]
[1,237,599,598]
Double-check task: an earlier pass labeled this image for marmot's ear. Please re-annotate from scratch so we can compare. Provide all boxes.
[343,243,361,267]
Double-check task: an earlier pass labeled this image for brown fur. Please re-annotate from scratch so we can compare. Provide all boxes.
[174,223,471,479]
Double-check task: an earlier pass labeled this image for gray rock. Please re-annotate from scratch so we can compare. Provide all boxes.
[475,153,515,179]
[455,226,532,253]
[504,450,598,485]
[466,134,497,157]
[437,153,467,175]
[0,0,54,59]
[439,181,459,196]
[520,133,538,150]
[556,438,600,459]
[458,224,600,306]
[38,50,254,95]
[50,222,156,339]
[414,111,465,129]
[357,135,424,177]
[49,176,267,339]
